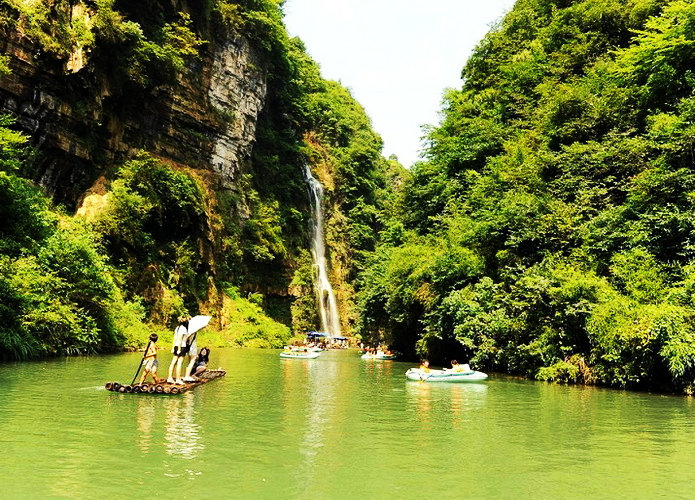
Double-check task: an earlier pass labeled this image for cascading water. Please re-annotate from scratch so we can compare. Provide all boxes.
[304,164,342,336]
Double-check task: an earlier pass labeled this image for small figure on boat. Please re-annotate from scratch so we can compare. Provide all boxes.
[449,360,464,373]
[360,346,397,360]
[168,316,191,385]
[280,345,321,358]
[106,316,217,394]
[140,333,161,384]
[420,359,431,373]
[189,347,210,378]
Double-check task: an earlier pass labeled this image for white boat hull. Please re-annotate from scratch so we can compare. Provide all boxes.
[405,368,488,382]
[361,353,397,360]
[280,351,320,359]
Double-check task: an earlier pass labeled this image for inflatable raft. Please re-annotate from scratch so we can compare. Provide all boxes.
[280,350,320,359]
[405,367,488,383]
[361,353,397,360]
[105,369,226,395]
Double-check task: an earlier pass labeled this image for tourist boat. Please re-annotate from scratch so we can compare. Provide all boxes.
[361,352,397,360]
[405,367,488,382]
[280,349,320,359]
[104,369,226,395]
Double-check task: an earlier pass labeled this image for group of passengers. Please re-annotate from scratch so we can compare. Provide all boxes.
[360,344,394,355]
[138,316,211,386]
[419,359,471,373]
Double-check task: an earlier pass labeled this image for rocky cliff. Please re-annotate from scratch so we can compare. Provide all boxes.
[0,8,266,207]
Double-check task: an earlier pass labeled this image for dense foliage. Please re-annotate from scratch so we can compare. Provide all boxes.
[357,0,695,392]
[92,154,208,321]
[0,120,148,359]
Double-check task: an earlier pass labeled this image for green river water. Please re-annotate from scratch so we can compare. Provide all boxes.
[2,348,695,498]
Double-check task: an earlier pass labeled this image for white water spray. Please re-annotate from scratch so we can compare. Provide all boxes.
[304,164,342,336]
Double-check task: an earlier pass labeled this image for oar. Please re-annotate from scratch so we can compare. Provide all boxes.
[130,340,152,386]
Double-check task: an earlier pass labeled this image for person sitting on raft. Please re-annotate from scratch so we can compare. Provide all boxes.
[167,316,190,385]
[420,359,430,373]
[189,347,210,378]
[140,333,161,384]
[448,360,471,373]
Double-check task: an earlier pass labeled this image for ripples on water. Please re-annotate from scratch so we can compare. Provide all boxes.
[2,350,695,498]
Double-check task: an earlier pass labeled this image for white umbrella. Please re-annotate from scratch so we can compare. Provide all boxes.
[187,315,212,335]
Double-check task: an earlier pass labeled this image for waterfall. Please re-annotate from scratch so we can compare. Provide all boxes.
[304,164,342,336]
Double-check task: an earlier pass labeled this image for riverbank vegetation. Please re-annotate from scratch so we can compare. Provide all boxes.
[0,117,144,358]
[0,117,294,358]
[357,0,695,393]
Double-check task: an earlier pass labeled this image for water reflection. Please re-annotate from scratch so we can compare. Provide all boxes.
[362,358,394,379]
[164,392,203,459]
[280,354,341,490]
[304,358,338,453]
[136,397,156,454]
[405,381,488,426]
[7,350,695,498]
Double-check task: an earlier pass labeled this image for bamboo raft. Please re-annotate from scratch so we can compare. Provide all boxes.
[104,369,226,395]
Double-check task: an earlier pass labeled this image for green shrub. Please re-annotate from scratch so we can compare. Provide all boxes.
[220,286,291,348]
[0,171,57,256]
[93,153,208,317]
[537,360,581,383]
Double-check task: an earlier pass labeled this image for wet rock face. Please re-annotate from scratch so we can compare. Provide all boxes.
[0,27,267,207]
[0,45,103,207]
[208,37,267,185]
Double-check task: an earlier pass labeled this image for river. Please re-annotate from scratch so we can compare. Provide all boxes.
[2,349,695,498]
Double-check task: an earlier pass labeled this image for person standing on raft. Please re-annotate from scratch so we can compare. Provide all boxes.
[181,328,200,383]
[140,333,161,384]
[167,316,190,385]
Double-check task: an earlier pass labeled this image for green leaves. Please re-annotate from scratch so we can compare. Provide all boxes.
[357,0,695,391]
[93,153,209,318]
[0,116,28,173]
[0,171,57,256]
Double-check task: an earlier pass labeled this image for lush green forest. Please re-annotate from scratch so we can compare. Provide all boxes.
[0,0,389,359]
[357,0,695,392]
[6,0,695,394]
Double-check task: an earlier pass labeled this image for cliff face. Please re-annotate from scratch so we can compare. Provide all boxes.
[208,37,267,186]
[0,20,266,207]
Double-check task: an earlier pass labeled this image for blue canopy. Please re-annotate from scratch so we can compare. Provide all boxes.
[307,332,326,337]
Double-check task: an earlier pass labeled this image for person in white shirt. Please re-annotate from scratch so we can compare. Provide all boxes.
[167,316,190,385]
[182,330,199,382]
